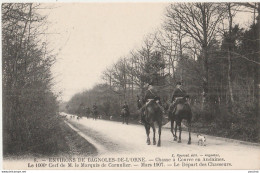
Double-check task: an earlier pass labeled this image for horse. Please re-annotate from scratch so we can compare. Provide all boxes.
[138,98,163,147]
[85,108,91,119]
[92,110,98,120]
[121,108,129,125]
[168,98,192,144]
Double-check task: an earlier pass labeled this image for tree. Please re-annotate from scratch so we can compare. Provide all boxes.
[165,3,226,108]
[2,3,58,155]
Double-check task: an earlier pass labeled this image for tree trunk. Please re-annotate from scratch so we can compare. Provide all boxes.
[201,4,209,110]
[202,45,209,110]
[227,3,235,110]
[256,3,260,119]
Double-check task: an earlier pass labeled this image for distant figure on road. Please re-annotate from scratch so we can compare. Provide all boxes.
[77,102,84,119]
[122,101,130,116]
[121,101,130,124]
[85,107,91,118]
[92,103,98,120]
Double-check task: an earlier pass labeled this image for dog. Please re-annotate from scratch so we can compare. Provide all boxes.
[197,134,206,146]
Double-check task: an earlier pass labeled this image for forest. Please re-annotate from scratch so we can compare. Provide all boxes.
[66,3,260,142]
[2,4,60,156]
[2,3,259,157]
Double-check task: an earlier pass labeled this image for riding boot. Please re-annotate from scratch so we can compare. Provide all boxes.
[156,102,165,114]
[171,101,177,115]
[168,103,174,120]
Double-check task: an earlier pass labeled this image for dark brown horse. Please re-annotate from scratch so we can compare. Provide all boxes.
[92,110,98,120]
[138,98,163,147]
[169,99,192,144]
[121,108,129,124]
[85,107,91,119]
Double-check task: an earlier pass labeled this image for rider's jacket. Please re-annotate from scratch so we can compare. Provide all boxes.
[144,89,160,103]
[144,89,155,102]
[171,88,187,102]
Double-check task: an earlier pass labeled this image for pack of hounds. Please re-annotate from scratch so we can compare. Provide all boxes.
[61,112,207,146]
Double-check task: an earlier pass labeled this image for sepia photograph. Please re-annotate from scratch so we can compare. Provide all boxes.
[1,1,260,171]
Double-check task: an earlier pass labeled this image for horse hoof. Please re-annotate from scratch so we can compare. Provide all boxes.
[174,138,177,141]
[157,143,161,147]
[147,141,151,145]
[188,141,191,145]
[153,141,156,145]
[178,140,182,143]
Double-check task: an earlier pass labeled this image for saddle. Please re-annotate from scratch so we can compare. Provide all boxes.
[144,99,165,119]
[174,97,187,104]
[146,99,155,105]
[171,97,189,115]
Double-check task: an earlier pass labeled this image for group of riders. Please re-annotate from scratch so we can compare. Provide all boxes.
[122,81,189,124]
[82,103,98,119]
[83,81,189,123]
[140,81,188,124]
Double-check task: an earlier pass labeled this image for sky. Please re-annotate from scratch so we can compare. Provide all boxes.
[44,3,254,102]
[45,3,169,102]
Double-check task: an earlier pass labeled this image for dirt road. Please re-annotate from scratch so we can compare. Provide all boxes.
[62,113,260,170]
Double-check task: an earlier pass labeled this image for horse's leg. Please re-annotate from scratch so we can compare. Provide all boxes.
[157,122,161,147]
[151,123,156,145]
[187,120,191,145]
[170,119,174,136]
[170,119,176,141]
[145,124,151,145]
[174,120,177,141]
[178,121,182,143]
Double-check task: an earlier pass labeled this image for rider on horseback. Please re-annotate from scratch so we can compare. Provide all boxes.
[168,82,189,119]
[139,83,165,123]
[122,101,130,116]
[92,103,98,114]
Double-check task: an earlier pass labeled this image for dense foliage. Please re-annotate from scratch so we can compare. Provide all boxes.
[66,3,260,142]
[2,4,59,155]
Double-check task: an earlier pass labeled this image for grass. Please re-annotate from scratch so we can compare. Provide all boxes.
[3,116,98,160]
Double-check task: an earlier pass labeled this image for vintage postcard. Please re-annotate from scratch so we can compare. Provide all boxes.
[1,1,260,171]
